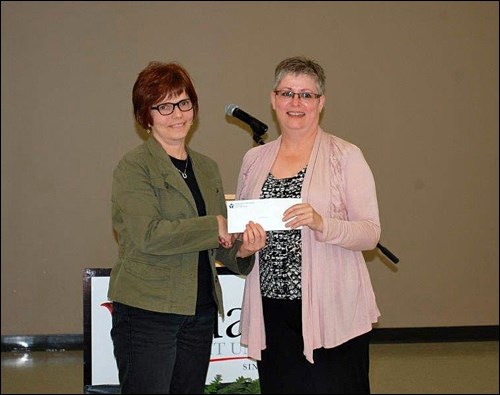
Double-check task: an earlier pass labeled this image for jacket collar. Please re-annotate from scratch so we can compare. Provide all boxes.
[146,137,194,202]
[144,136,215,213]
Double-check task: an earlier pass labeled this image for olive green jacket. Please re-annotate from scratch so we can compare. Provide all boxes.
[107,137,253,317]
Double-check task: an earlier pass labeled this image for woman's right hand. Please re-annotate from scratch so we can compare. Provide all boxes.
[216,215,232,248]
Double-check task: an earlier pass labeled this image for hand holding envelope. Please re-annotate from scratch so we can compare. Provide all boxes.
[235,220,267,258]
[226,198,302,233]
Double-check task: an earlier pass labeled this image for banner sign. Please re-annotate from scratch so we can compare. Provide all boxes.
[83,268,258,388]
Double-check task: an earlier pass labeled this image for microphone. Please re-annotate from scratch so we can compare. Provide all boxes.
[225,104,268,136]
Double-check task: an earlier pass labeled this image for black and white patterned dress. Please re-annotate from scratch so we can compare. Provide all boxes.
[259,168,306,300]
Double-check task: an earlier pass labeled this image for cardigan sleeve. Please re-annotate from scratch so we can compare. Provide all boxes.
[314,145,380,250]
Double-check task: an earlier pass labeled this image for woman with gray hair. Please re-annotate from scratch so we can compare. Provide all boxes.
[236,56,381,394]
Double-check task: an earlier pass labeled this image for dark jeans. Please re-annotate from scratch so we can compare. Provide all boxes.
[257,297,371,394]
[111,302,216,394]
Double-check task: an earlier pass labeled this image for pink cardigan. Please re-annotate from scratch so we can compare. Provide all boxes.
[236,128,381,363]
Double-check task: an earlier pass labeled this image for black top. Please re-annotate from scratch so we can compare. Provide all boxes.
[259,168,306,300]
[170,155,215,311]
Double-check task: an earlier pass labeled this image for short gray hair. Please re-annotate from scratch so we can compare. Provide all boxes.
[273,56,326,94]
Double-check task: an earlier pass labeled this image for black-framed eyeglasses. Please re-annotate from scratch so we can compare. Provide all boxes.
[274,90,322,102]
[151,99,193,116]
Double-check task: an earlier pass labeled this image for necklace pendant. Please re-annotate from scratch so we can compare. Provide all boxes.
[177,169,188,179]
[174,156,189,179]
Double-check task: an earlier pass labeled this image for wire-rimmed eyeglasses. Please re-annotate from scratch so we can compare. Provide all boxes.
[151,99,193,116]
[274,90,322,102]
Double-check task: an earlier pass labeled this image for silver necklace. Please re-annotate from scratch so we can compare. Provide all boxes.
[177,157,189,179]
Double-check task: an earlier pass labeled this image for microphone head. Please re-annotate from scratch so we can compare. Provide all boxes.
[225,104,238,116]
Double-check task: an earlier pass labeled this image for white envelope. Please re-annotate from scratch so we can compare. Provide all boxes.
[226,198,302,233]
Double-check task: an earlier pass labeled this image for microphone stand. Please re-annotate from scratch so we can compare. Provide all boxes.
[248,123,266,146]
[376,242,399,264]
[252,131,265,146]
[247,125,398,263]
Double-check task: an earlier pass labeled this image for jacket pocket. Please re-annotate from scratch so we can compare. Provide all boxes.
[123,258,176,281]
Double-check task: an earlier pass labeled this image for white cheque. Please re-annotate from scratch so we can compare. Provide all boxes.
[226,198,302,233]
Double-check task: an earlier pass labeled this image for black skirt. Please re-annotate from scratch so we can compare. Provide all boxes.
[257,297,371,394]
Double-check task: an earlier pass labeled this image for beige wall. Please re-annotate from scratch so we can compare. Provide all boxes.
[1,1,498,335]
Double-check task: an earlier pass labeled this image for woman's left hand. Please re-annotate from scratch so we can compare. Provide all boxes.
[283,203,323,232]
